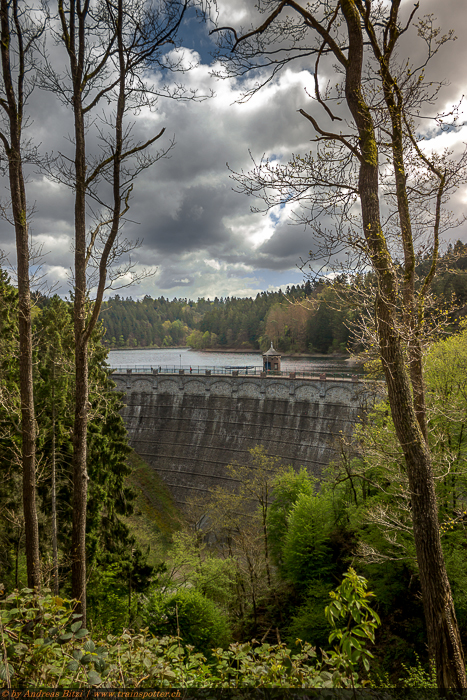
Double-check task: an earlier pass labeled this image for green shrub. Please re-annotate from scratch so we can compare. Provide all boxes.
[0,573,380,689]
[87,563,129,634]
[267,467,314,570]
[325,567,381,677]
[142,588,231,656]
[281,491,334,586]
[285,581,332,649]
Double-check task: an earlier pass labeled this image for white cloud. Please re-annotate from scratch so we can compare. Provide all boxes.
[0,0,466,301]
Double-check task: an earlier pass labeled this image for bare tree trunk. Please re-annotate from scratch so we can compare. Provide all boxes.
[0,0,40,590]
[71,286,89,620]
[69,79,89,618]
[15,521,23,588]
[262,507,271,587]
[13,160,40,590]
[341,0,466,685]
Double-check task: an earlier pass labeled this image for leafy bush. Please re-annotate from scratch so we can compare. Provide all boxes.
[267,467,315,570]
[87,563,130,634]
[1,571,381,688]
[370,654,436,689]
[281,491,334,586]
[141,588,231,656]
[0,588,99,686]
[325,567,381,677]
[285,581,332,649]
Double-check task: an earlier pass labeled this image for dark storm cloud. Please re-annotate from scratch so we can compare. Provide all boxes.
[157,265,195,289]
[0,0,465,300]
[133,183,235,255]
[256,222,313,268]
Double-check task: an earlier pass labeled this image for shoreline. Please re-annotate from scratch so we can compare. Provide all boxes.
[107,345,356,362]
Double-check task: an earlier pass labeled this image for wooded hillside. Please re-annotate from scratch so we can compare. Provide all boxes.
[100,243,467,354]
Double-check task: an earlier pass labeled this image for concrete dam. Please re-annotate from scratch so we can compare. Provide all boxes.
[113,370,374,508]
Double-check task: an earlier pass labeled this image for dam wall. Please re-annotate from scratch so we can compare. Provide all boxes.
[113,372,374,508]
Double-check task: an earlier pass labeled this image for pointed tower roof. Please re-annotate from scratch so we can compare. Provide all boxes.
[264,342,280,356]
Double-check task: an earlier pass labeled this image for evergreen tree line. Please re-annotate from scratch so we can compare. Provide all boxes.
[100,243,467,354]
[0,270,152,613]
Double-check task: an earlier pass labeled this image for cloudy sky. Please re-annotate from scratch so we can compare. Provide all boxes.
[1,0,466,301]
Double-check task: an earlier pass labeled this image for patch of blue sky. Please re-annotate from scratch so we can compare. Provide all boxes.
[181,8,218,65]
[269,210,280,225]
[152,6,216,67]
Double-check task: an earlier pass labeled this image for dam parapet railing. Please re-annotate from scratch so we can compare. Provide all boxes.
[111,365,365,381]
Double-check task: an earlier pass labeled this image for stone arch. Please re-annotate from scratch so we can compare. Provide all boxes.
[210,380,232,396]
[184,380,207,395]
[237,382,262,399]
[294,384,320,402]
[130,378,153,393]
[112,378,126,391]
[325,385,352,404]
[265,382,290,399]
[157,379,179,395]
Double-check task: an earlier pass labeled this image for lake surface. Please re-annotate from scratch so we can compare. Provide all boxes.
[108,347,359,376]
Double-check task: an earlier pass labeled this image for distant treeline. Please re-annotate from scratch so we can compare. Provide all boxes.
[100,241,467,354]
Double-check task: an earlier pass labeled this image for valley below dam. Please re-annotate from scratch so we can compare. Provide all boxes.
[111,351,374,508]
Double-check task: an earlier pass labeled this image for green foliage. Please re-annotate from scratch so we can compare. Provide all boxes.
[0,287,152,595]
[332,326,467,662]
[285,581,332,650]
[190,556,237,608]
[87,563,134,635]
[0,588,97,687]
[99,281,354,353]
[142,588,231,657]
[203,447,289,634]
[397,656,436,689]
[0,272,22,581]
[35,298,146,580]
[152,530,235,604]
[0,586,377,688]
[371,654,436,689]
[140,530,237,654]
[281,490,334,586]
[325,568,381,676]
[267,467,314,570]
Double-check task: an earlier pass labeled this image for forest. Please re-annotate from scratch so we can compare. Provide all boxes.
[100,243,467,355]
[3,261,467,688]
[2,0,467,690]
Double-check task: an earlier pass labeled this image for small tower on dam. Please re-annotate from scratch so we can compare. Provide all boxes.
[263,343,281,373]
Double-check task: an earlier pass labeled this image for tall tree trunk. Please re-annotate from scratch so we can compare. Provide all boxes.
[70,90,89,621]
[340,0,466,686]
[13,159,40,590]
[376,297,465,686]
[0,0,40,589]
[71,332,88,620]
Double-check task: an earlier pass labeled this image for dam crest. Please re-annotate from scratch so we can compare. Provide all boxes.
[113,371,374,507]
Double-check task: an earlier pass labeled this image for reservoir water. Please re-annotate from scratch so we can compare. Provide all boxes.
[108,347,359,377]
